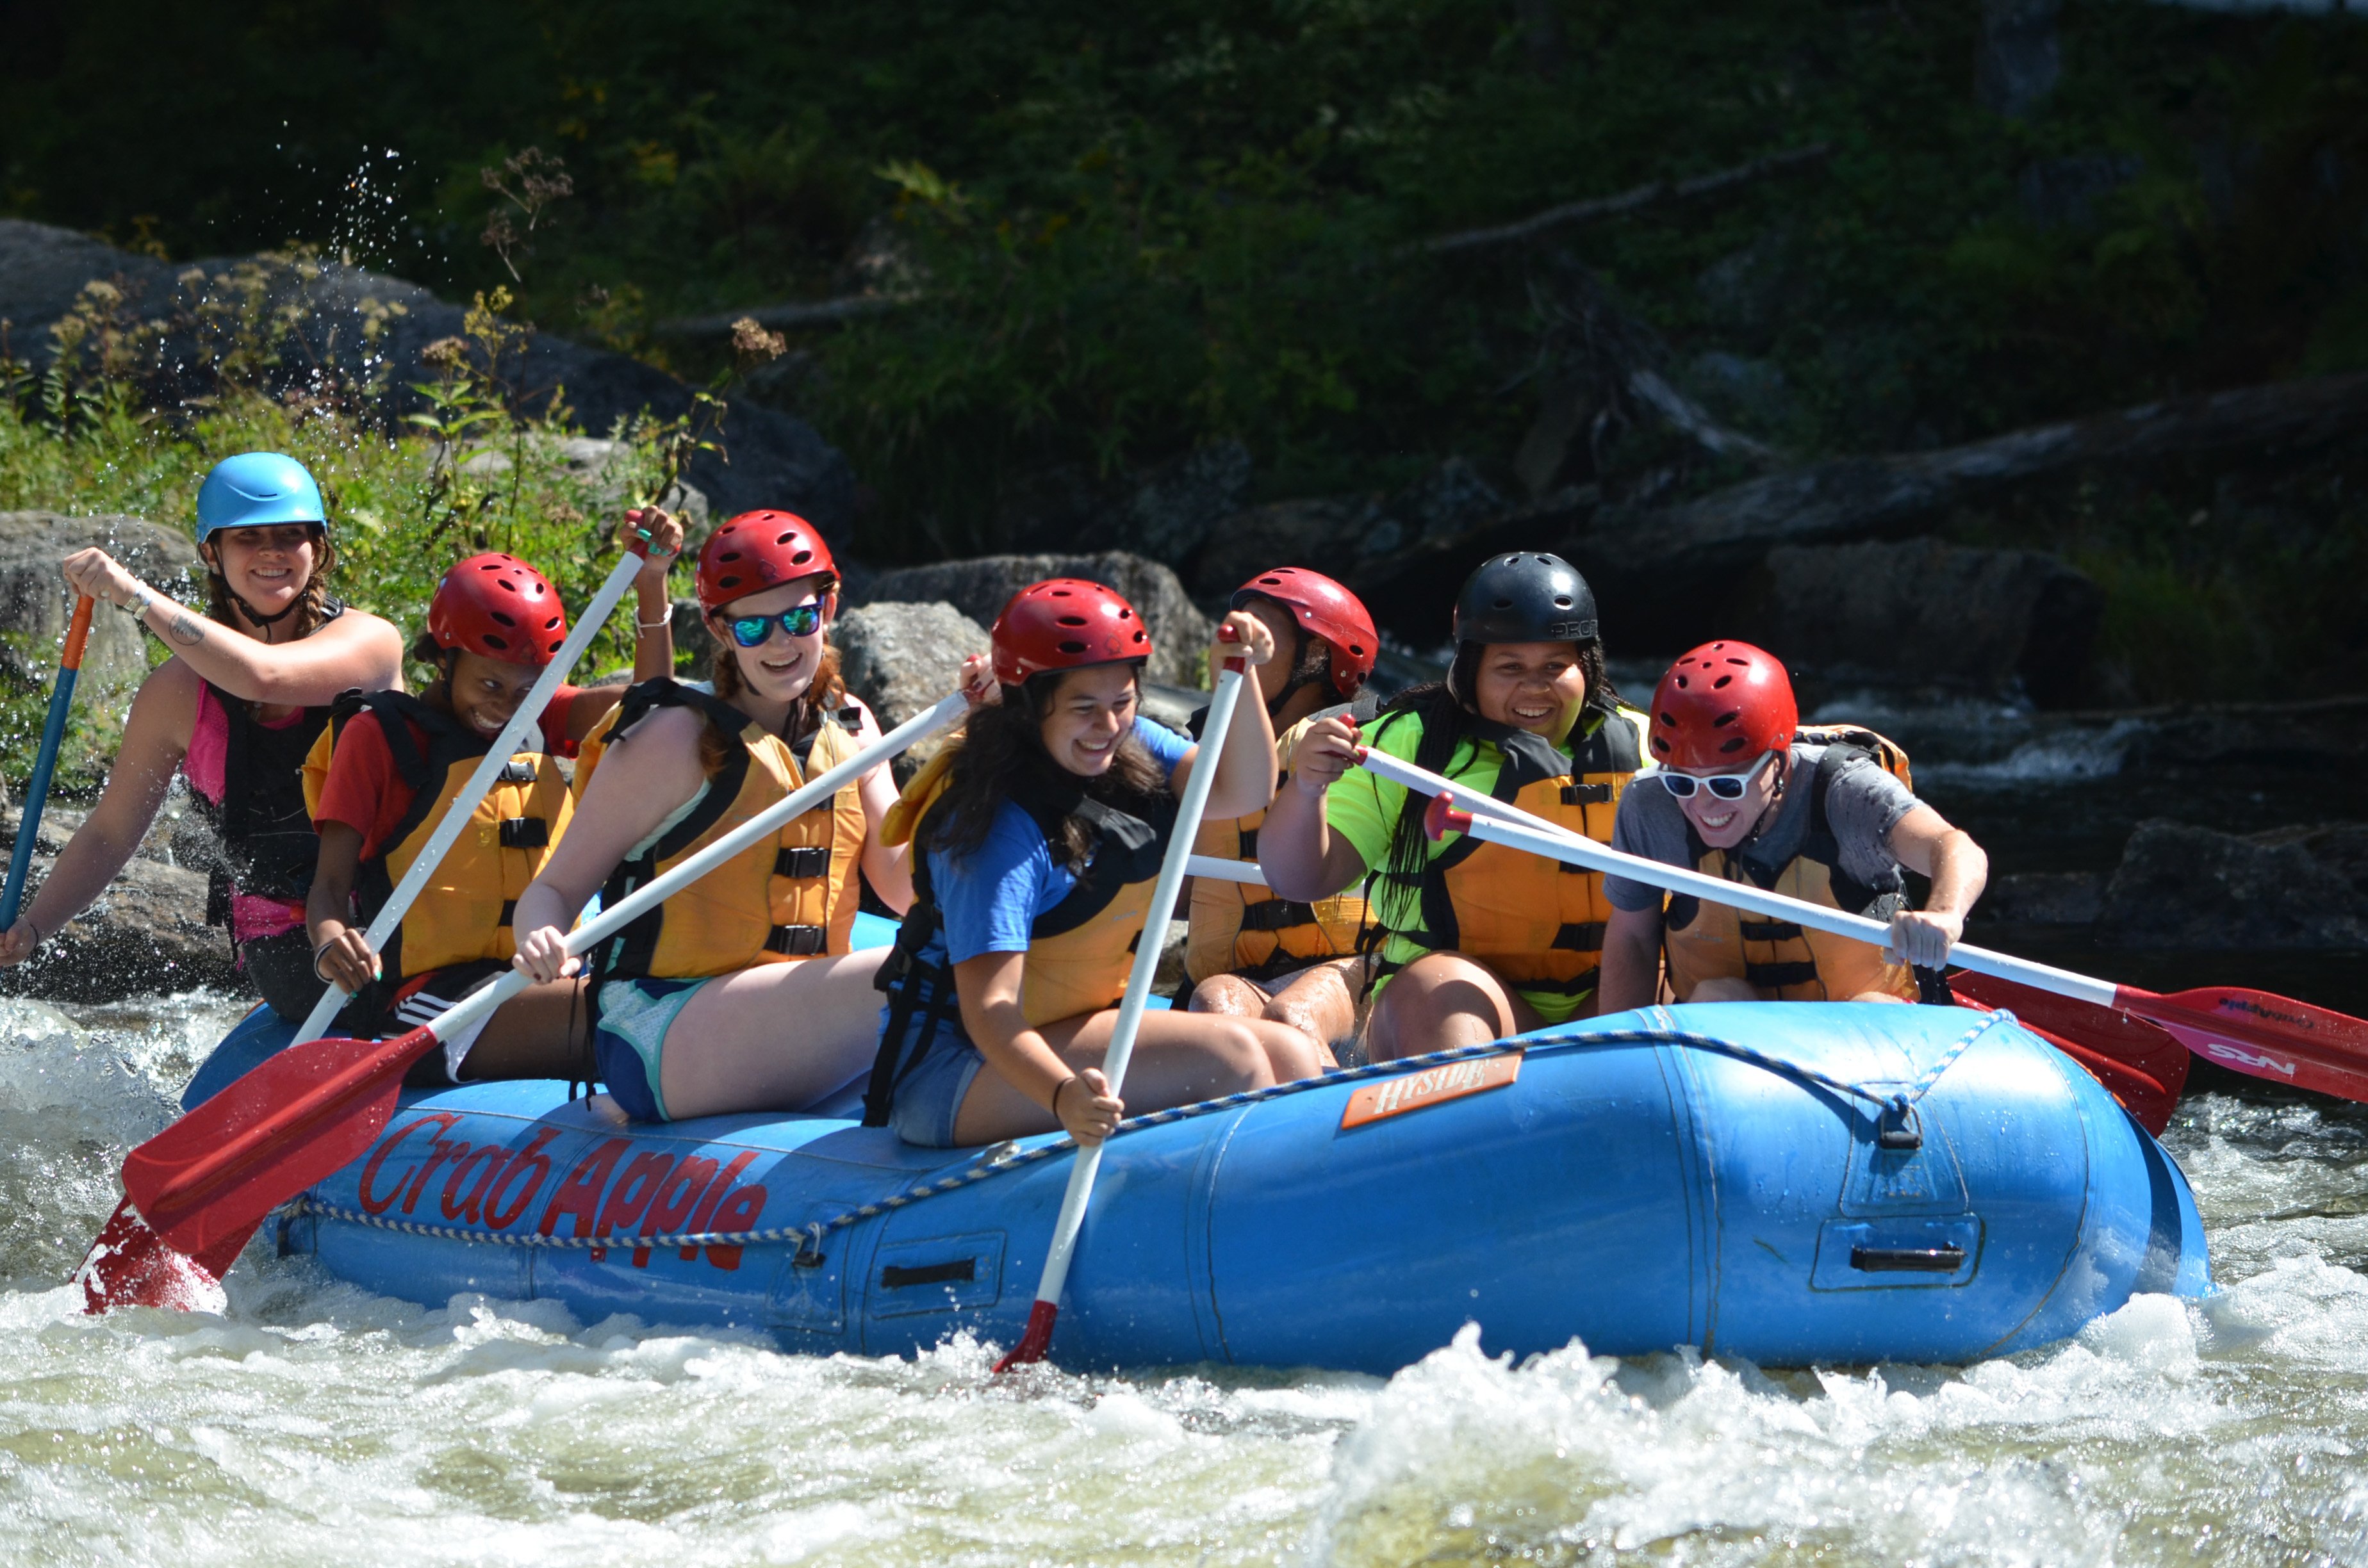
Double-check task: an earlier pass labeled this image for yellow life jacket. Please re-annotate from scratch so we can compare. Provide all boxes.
[299,690,573,979]
[1187,703,1372,985]
[862,742,1173,1126]
[1377,703,1650,1003]
[1661,726,1920,1003]
[584,680,869,982]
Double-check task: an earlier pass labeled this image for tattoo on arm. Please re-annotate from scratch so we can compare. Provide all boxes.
[165,610,207,647]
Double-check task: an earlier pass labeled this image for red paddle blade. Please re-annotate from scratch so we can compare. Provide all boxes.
[1951,973,2187,1135]
[119,1027,441,1258]
[2125,986,2368,1102]
[993,1300,1060,1373]
[76,1196,229,1314]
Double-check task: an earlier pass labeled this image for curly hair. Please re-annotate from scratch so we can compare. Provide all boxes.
[918,665,1167,872]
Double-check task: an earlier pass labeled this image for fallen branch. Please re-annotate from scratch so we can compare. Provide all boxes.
[1418,143,1831,257]
[1581,372,2368,578]
[656,291,920,338]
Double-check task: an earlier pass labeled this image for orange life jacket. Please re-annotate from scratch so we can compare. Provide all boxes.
[1187,703,1371,984]
[1661,726,1920,1003]
[299,689,572,979]
[582,680,868,981]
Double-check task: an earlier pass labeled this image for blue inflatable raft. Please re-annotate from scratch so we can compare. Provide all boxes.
[183,995,2210,1373]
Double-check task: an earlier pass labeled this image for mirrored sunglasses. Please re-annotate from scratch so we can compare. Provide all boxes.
[719,601,824,648]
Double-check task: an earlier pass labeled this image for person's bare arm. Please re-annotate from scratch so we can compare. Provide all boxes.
[512,705,709,981]
[624,508,682,684]
[1168,610,1279,821]
[844,695,915,913]
[1258,714,1370,902]
[1596,902,1666,1017]
[953,950,1122,1144]
[305,821,379,993]
[63,548,406,706]
[0,662,195,965]
[1884,804,1989,968]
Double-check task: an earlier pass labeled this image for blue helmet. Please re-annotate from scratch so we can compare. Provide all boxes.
[195,452,328,542]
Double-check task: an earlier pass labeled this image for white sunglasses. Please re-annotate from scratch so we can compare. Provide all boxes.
[1659,752,1775,801]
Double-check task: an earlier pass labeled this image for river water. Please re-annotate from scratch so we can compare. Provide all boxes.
[3,694,2365,1565]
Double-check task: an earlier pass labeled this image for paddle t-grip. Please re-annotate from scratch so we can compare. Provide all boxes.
[1424,792,1474,842]
[1216,620,1247,674]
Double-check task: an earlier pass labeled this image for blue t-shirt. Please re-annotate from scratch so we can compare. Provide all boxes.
[917,716,1190,968]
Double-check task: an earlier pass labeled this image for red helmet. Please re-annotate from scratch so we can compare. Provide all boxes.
[696,510,838,610]
[991,579,1153,687]
[427,553,568,666]
[1649,641,1798,769]
[1231,567,1378,698]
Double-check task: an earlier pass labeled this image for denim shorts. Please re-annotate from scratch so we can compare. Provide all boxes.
[875,1004,987,1148]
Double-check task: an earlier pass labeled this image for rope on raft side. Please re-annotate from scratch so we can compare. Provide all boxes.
[281,1009,2015,1261]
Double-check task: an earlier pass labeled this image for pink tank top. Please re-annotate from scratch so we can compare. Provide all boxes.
[185,684,309,942]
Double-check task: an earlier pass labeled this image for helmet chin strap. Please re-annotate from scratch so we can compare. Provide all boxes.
[1264,630,1332,719]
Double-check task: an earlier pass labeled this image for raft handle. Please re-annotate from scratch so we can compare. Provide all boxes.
[1876,1101,1923,1152]
[881,1258,978,1289]
[1849,1244,1966,1273]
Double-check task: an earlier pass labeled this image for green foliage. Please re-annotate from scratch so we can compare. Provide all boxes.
[4,0,2368,699]
[12,0,2368,548]
[0,276,707,710]
[0,631,115,798]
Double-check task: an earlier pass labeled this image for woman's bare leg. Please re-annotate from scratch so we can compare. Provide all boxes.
[1188,973,1270,1017]
[951,1007,1326,1146]
[1364,951,1541,1061]
[656,949,891,1119]
[1261,958,1360,1059]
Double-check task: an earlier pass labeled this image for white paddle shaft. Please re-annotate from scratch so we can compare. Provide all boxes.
[292,545,652,1045]
[1353,746,2118,1009]
[381,691,971,1051]
[1026,661,1253,1314]
[1185,854,1267,886]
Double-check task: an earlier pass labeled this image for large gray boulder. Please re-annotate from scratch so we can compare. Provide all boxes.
[0,806,236,1003]
[1728,538,2103,703]
[0,220,853,539]
[0,511,200,704]
[859,553,1213,688]
[2098,819,2368,950]
[832,601,991,730]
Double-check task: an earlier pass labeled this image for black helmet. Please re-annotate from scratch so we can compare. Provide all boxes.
[1451,552,1599,646]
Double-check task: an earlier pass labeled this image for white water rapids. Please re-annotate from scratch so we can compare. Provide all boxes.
[5,992,2368,1565]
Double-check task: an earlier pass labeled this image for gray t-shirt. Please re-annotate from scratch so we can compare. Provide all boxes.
[1604,742,1920,912]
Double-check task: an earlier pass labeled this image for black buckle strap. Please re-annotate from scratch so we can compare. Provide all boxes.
[1739,919,1803,942]
[1745,960,1822,988]
[775,844,830,879]
[498,898,516,927]
[1550,920,1607,952]
[1239,898,1319,933]
[1561,782,1613,805]
[499,757,539,785]
[1238,827,1258,858]
[766,924,828,956]
[499,817,549,849]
